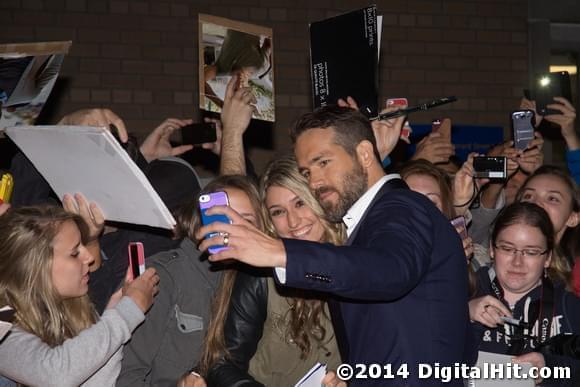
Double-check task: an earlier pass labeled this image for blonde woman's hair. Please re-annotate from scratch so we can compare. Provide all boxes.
[0,206,96,347]
[259,154,345,358]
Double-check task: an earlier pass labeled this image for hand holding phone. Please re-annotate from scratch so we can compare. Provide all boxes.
[128,242,145,279]
[532,71,572,116]
[199,191,232,254]
[181,122,217,146]
[511,110,535,151]
[473,156,507,179]
[450,216,468,240]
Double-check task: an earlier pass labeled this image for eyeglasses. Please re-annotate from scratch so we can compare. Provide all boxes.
[493,244,548,258]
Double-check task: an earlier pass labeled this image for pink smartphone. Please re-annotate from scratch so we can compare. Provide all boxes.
[199,191,231,254]
[386,98,411,142]
[450,216,468,240]
[128,242,145,279]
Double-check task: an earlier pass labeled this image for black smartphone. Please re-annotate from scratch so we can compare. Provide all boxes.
[473,156,507,179]
[533,71,572,116]
[181,122,217,145]
[511,110,535,151]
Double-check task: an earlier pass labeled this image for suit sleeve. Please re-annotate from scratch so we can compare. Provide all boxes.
[116,261,174,387]
[282,192,439,301]
[206,271,267,387]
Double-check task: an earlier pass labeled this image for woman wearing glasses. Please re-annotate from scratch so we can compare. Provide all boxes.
[468,202,580,385]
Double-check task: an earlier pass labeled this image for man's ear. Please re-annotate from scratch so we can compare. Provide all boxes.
[355,140,375,169]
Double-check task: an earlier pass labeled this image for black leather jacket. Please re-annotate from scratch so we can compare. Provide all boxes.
[206,269,268,387]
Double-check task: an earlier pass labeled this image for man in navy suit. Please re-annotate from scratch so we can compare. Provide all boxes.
[198,106,473,386]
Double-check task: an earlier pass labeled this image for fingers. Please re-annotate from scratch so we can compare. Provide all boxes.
[346,96,359,110]
[0,203,10,217]
[552,96,575,111]
[89,201,105,226]
[225,74,237,101]
[337,96,359,110]
[171,144,194,156]
[62,193,78,213]
[104,110,128,143]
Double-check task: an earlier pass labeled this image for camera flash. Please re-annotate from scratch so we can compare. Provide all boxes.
[539,76,551,87]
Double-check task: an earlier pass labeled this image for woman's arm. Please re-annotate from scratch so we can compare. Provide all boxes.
[206,270,268,387]
[0,297,144,386]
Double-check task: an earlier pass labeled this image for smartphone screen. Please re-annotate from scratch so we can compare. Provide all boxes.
[128,242,145,278]
[511,110,535,151]
[181,122,217,146]
[199,191,231,254]
[534,71,572,115]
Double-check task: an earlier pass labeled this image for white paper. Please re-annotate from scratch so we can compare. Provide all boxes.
[0,306,14,341]
[467,351,534,387]
[295,362,326,387]
[5,125,176,229]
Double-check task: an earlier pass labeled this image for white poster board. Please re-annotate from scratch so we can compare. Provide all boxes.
[5,125,176,229]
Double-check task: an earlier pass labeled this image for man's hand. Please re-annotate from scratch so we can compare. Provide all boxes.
[195,205,286,268]
[58,108,128,143]
[412,132,455,164]
[221,74,255,138]
[322,370,347,387]
[140,118,194,162]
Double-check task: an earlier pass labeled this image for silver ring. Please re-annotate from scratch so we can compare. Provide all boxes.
[222,233,229,247]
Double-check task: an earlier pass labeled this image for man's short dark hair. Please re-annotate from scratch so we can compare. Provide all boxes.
[291,105,380,160]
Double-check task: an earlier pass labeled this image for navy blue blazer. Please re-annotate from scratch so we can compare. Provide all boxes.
[281,178,471,386]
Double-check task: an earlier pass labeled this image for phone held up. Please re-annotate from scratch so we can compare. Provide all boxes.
[473,156,507,179]
[181,122,217,146]
[450,215,468,240]
[511,110,535,151]
[128,242,145,279]
[199,191,231,254]
[528,71,572,116]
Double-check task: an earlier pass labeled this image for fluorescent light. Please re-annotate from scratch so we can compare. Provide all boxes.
[549,65,577,75]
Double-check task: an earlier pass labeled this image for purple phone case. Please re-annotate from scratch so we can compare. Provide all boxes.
[199,192,230,254]
[450,216,468,239]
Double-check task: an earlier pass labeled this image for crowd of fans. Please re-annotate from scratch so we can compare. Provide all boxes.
[0,70,579,387]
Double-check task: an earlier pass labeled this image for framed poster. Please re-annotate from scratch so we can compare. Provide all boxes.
[199,14,274,122]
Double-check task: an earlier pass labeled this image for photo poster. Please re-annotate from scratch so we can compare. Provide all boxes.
[199,14,275,122]
[309,5,380,117]
[0,41,71,130]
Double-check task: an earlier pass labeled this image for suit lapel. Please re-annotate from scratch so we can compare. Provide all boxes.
[346,177,409,246]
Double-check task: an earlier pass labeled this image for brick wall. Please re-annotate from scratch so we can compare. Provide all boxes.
[1,0,528,172]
